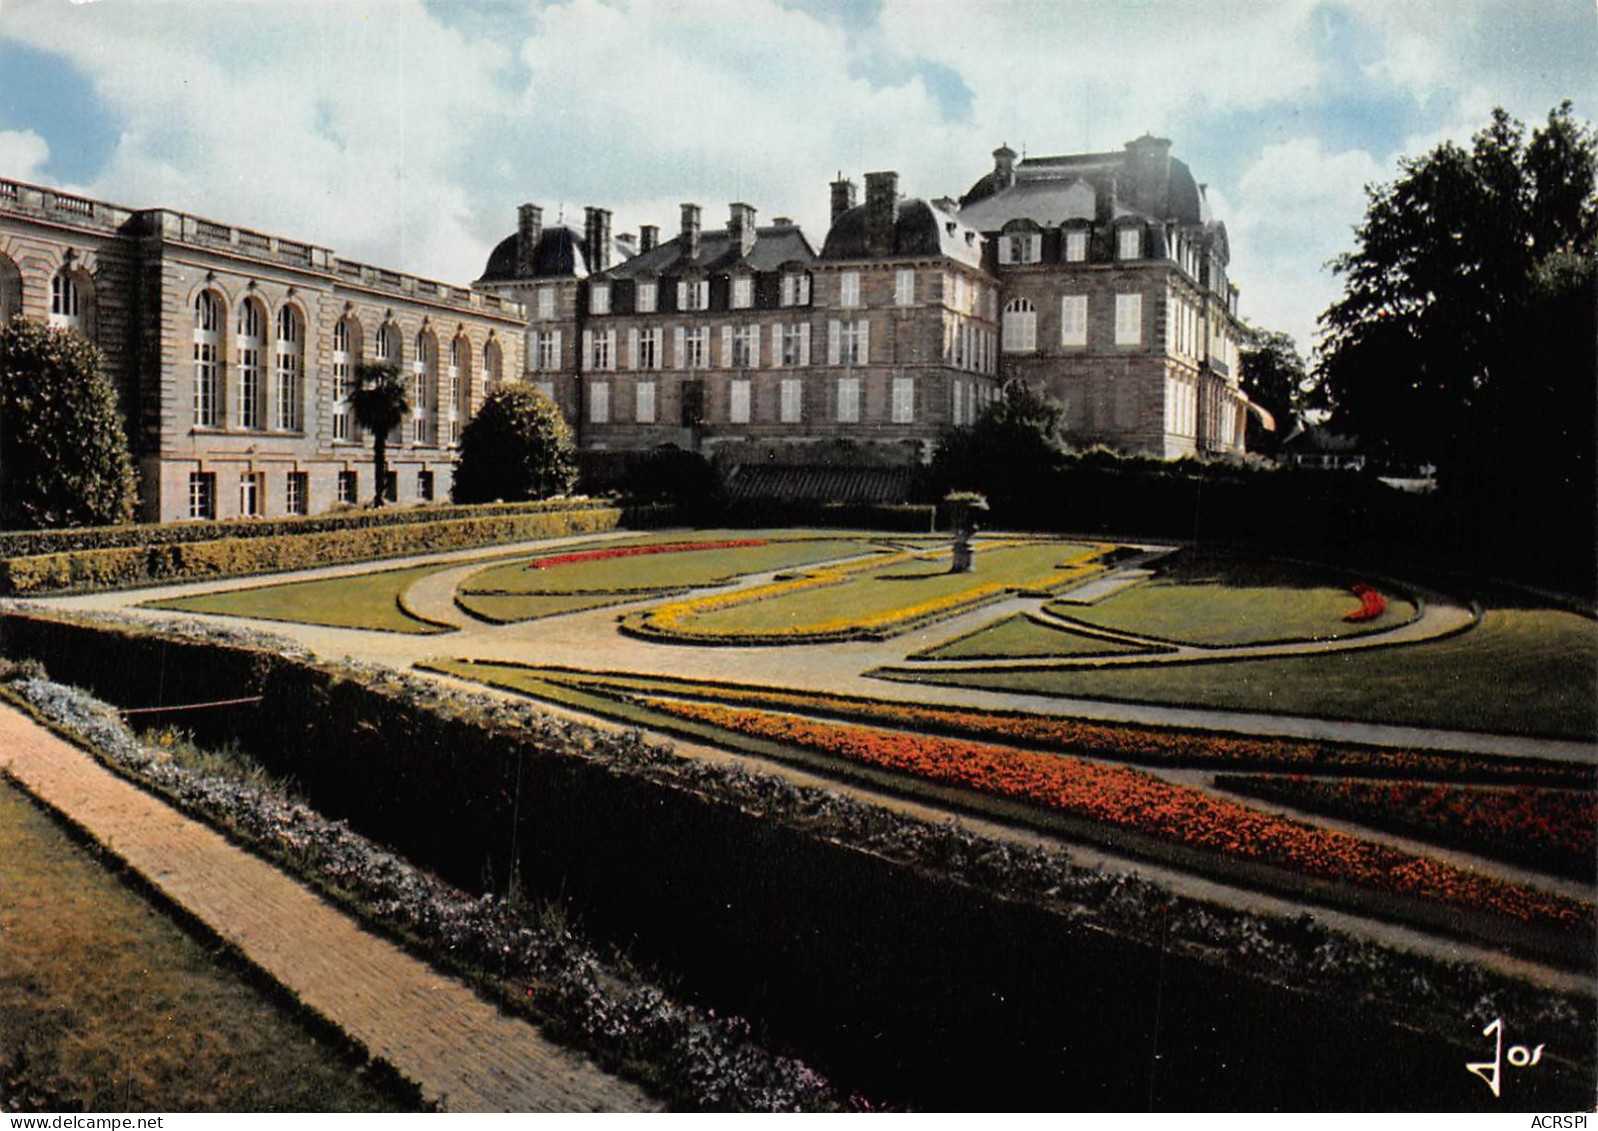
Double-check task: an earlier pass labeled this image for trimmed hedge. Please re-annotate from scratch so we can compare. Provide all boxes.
[0,503,623,595]
[1,610,1592,1111]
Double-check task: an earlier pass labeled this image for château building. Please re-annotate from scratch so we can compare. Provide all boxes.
[0,134,1250,521]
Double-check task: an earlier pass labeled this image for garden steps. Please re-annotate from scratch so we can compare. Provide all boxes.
[0,702,658,1113]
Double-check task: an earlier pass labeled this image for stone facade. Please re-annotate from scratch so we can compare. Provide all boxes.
[0,179,525,522]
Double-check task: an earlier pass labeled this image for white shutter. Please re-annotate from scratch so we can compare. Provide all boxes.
[771,326,784,368]
[550,330,563,372]
[628,327,639,370]
[998,238,1013,265]
[858,320,870,365]
[799,323,811,366]
[748,325,760,369]
[827,320,841,366]
[674,326,686,369]
[581,329,592,370]
[720,325,733,368]
[676,282,687,310]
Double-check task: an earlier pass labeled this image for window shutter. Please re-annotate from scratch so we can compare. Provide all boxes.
[827,321,841,366]
[771,326,783,368]
[673,327,686,369]
[551,330,563,370]
[720,325,733,368]
[628,327,639,369]
[858,319,870,365]
[1029,234,1042,263]
[676,282,687,310]
[799,323,811,366]
[749,325,761,368]
[581,329,593,370]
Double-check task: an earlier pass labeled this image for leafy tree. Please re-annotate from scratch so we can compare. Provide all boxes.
[1317,103,1596,488]
[1238,324,1319,455]
[347,361,409,508]
[928,380,1065,519]
[0,319,137,528]
[452,382,577,503]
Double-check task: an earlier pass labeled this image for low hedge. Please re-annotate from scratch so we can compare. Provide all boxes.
[0,503,622,595]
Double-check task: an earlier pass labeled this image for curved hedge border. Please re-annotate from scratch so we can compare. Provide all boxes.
[0,502,625,595]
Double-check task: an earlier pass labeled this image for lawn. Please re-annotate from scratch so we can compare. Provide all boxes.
[913,613,1156,660]
[876,608,1598,740]
[1053,548,1419,646]
[144,562,457,635]
[0,778,411,1112]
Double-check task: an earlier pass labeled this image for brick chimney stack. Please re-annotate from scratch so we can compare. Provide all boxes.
[864,171,899,257]
[583,206,612,273]
[516,203,543,277]
[830,175,857,226]
[728,202,757,258]
[639,224,659,253]
[680,203,702,261]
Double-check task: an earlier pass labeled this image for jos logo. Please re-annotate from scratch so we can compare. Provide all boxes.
[1466,1017,1545,1098]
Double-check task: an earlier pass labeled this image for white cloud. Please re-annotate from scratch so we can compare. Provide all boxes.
[0,129,50,181]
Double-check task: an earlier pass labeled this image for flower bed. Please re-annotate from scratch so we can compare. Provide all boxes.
[640,698,1595,932]
[524,539,768,571]
[1344,583,1388,623]
[1218,776,1597,880]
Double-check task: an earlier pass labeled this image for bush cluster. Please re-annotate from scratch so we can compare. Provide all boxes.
[0,503,621,595]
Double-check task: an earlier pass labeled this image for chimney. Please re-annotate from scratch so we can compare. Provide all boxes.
[639,224,660,253]
[583,206,612,273]
[772,216,794,228]
[680,203,701,261]
[864,170,899,257]
[516,203,543,277]
[830,174,857,226]
[993,144,1017,189]
[728,202,757,257]
[1124,134,1173,215]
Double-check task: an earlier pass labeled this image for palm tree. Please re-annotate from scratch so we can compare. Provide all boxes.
[348,361,409,508]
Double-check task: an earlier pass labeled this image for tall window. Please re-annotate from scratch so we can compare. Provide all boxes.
[447,337,465,445]
[337,470,358,505]
[275,306,304,431]
[1061,295,1088,347]
[286,471,308,516]
[891,377,914,423]
[237,300,265,429]
[49,271,81,330]
[840,320,867,365]
[377,323,399,364]
[637,327,661,369]
[1118,227,1142,260]
[0,255,21,323]
[412,332,433,444]
[332,319,354,440]
[839,271,860,308]
[729,379,751,423]
[239,471,263,517]
[731,275,753,309]
[1001,298,1037,352]
[1115,293,1143,345]
[686,326,709,368]
[188,471,216,519]
[484,339,503,390]
[636,380,656,424]
[780,324,809,367]
[585,328,615,370]
[895,269,914,306]
[1064,230,1088,263]
[732,325,757,368]
[636,281,658,313]
[836,377,860,423]
[781,273,810,307]
[589,282,610,315]
[535,330,560,371]
[193,292,222,428]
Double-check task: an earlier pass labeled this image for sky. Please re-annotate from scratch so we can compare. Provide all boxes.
[0,0,1593,357]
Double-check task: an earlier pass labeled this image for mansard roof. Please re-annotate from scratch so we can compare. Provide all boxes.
[599,224,816,280]
[478,224,635,282]
[819,198,984,267]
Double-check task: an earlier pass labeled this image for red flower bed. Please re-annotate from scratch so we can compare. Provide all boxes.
[1218,775,1597,880]
[1343,583,1388,622]
[524,539,767,570]
[643,698,1594,931]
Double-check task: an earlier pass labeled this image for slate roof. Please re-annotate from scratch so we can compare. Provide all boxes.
[819,198,985,267]
[723,463,917,505]
[957,142,1210,230]
[599,224,817,280]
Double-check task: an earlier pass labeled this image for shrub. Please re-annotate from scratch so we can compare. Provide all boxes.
[452,385,577,504]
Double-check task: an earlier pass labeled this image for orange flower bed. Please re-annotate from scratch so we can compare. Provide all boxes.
[1344,583,1388,623]
[642,698,1594,931]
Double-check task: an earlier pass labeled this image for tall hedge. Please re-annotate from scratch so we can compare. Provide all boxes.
[452,384,578,504]
[0,319,137,529]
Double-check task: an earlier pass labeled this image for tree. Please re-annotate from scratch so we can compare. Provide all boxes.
[347,361,409,508]
[0,319,137,529]
[928,380,1065,520]
[451,382,577,504]
[1316,103,1596,486]
[1238,325,1319,456]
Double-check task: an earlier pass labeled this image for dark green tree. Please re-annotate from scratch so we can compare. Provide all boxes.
[1238,324,1318,455]
[348,361,409,508]
[0,319,137,529]
[928,380,1065,519]
[1317,103,1596,484]
[452,382,577,503]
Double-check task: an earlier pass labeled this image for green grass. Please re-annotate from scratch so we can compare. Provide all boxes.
[460,537,872,596]
[455,591,638,624]
[913,614,1154,660]
[1054,548,1419,646]
[666,540,1099,637]
[877,608,1598,740]
[144,563,455,634]
[0,777,412,1112]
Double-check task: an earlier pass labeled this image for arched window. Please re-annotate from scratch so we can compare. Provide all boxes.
[275,306,304,431]
[377,322,400,365]
[412,330,434,445]
[237,299,266,429]
[0,255,22,323]
[1001,298,1037,352]
[447,335,469,445]
[332,318,359,442]
[49,271,82,331]
[193,292,223,427]
[484,338,503,392]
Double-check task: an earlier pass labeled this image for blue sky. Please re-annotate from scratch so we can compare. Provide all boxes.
[1,0,1593,355]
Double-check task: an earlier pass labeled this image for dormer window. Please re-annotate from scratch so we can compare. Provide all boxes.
[1118,227,1142,260]
[998,231,1041,265]
[1065,230,1088,263]
[637,280,658,313]
[731,275,753,310]
[589,282,610,315]
[677,279,708,311]
[781,272,811,307]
